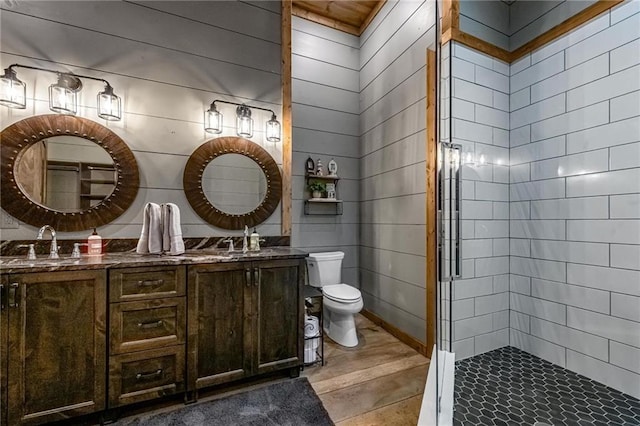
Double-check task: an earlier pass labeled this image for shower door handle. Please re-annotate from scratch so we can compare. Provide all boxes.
[439,142,462,281]
[453,144,462,279]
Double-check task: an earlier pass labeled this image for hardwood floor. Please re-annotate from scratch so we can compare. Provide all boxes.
[91,314,428,425]
[303,314,430,425]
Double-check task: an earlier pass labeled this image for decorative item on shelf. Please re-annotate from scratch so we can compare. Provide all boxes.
[327,158,338,177]
[305,157,315,175]
[316,158,324,176]
[204,99,281,142]
[0,63,122,120]
[325,183,336,200]
[308,181,326,199]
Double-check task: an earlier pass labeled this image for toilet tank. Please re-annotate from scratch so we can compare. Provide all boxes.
[306,251,344,287]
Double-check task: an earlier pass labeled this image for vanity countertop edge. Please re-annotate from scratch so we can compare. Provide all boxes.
[0,247,309,274]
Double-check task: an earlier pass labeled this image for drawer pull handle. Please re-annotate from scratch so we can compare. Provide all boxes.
[137,319,164,329]
[138,279,164,287]
[136,369,163,380]
[245,268,251,287]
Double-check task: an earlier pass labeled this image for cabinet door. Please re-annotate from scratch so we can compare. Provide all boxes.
[7,270,107,425]
[253,259,303,375]
[187,263,252,390]
[1,276,8,426]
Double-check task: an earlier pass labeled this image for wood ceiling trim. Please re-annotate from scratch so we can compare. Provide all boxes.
[509,0,624,61]
[451,28,512,63]
[292,0,386,36]
[359,0,387,35]
[442,0,623,63]
[292,4,360,36]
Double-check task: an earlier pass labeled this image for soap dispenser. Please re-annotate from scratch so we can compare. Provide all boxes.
[88,228,102,255]
[250,228,259,251]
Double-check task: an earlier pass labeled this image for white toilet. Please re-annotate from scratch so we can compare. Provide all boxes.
[306,251,363,347]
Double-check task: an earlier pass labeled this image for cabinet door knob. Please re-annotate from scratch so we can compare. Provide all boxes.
[8,282,18,308]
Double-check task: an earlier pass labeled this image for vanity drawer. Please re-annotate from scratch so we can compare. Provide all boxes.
[110,266,185,302]
[110,298,186,354]
[109,345,185,408]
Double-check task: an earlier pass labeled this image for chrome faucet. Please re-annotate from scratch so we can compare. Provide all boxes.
[223,238,235,252]
[242,225,249,253]
[36,225,59,259]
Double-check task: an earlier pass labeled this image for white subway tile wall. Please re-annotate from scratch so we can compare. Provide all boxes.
[507,2,640,399]
[449,43,511,358]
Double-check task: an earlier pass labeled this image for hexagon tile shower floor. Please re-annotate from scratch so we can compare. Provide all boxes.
[453,347,640,425]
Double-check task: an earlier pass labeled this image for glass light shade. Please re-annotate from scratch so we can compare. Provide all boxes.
[266,114,281,142]
[97,85,121,121]
[49,75,79,115]
[0,68,26,109]
[205,103,223,134]
[236,105,253,138]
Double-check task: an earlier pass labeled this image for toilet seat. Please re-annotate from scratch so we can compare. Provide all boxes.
[322,284,361,303]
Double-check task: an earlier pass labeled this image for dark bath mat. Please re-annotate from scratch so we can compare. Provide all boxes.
[113,377,334,426]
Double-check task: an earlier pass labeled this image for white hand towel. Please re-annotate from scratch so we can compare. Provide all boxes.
[162,203,185,255]
[136,202,163,254]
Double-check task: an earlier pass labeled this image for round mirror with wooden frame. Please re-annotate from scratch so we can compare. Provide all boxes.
[184,137,282,230]
[1,114,139,232]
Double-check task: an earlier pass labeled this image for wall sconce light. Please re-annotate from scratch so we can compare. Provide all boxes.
[266,113,281,142]
[49,73,81,115]
[0,67,26,109]
[0,64,122,121]
[97,83,122,121]
[205,102,223,134]
[205,99,280,142]
[236,104,253,138]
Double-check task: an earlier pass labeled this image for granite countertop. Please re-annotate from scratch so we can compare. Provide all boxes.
[0,247,308,274]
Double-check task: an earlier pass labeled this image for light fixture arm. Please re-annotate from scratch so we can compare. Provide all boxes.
[6,63,111,89]
[210,99,276,118]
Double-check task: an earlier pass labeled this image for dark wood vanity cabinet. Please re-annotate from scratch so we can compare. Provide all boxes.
[0,270,107,425]
[108,265,187,408]
[0,253,304,423]
[187,259,304,393]
[1,275,9,426]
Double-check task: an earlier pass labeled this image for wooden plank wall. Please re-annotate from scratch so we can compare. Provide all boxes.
[359,0,437,347]
[290,16,361,285]
[0,1,284,240]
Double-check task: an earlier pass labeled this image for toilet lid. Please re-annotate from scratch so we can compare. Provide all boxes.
[323,284,361,302]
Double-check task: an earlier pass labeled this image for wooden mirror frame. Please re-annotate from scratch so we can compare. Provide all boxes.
[184,136,282,230]
[1,114,139,232]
